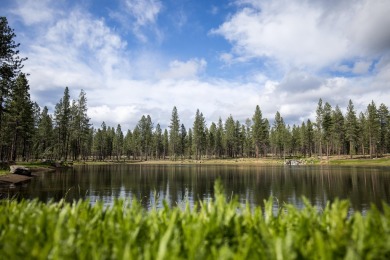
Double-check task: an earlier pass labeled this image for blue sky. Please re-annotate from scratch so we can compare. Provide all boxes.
[2,0,390,130]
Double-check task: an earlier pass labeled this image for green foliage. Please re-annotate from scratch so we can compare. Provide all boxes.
[1,185,390,259]
[169,106,181,160]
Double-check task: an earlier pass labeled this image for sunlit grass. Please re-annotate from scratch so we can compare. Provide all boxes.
[329,157,390,166]
[1,182,390,259]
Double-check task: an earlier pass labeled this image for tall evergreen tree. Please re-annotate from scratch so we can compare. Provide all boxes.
[193,109,206,160]
[358,112,368,156]
[163,129,169,160]
[244,119,252,158]
[322,102,333,159]
[187,128,193,158]
[252,105,267,158]
[69,90,91,160]
[306,119,314,157]
[154,123,163,159]
[53,87,71,160]
[209,122,217,158]
[4,73,34,160]
[291,124,301,156]
[169,106,180,160]
[179,124,187,159]
[272,111,286,158]
[345,100,358,158]
[215,118,224,158]
[137,115,153,160]
[123,130,133,159]
[366,101,380,158]
[332,105,345,156]
[35,106,54,159]
[0,17,27,159]
[315,98,324,158]
[113,124,124,161]
[378,103,389,155]
[224,115,236,158]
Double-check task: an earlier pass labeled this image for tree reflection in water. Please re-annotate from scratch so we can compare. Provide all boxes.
[4,164,390,212]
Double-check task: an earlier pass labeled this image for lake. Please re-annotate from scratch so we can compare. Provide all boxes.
[2,164,390,212]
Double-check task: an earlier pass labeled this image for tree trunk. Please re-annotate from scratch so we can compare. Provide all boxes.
[349,141,353,159]
[369,136,372,159]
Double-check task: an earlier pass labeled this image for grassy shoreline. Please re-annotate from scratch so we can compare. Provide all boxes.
[1,156,390,176]
[72,156,390,167]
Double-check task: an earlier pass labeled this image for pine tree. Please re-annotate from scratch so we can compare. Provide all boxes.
[4,73,34,160]
[137,115,153,160]
[233,121,241,157]
[215,118,224,158]
[0,17,27,159]
[163,129,169,160]
[179,124,187,159]
[332,105,345,156]
[306,119,314,157]
[35,106,54,159]
[113,124,124,161]
[252,105,266,158]
[132,125,141,160]
[291,124,301,156]
[272,111,286,158]
[123,130,133,160]
[244,118,252,158]
[300,121,307,156]
[154,123,163,159]
[75,90,91,160]
[53,87,71,160]
[193,109,206,160]
[345,100,358,158]
[187,128,193,158]
[224,115,236,158]
[378,103,389,155]
[366,101,380,158]
[358,112,368,156]
[209,122,217,158]
[169,106,180,160]
[322,102,333,159]
[316,98,324,158]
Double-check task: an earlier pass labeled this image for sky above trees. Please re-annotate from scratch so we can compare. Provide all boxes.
[1,0,390,130]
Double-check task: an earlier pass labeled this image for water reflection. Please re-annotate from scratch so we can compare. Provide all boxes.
[2,164,390,211]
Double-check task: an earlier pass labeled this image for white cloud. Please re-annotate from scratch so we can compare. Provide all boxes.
[212,0,390,71]
[117,0,163,42]
[11,0,58,25]
[158,58,207,79]
[124,0,161,26]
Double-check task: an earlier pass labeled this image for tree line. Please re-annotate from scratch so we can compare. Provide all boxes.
[1,16,390,162]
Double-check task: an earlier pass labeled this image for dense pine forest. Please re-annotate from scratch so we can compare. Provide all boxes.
[1,16,390,162]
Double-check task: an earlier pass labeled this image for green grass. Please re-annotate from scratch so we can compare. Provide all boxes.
[329,157,390,166]
[1,183,390,259]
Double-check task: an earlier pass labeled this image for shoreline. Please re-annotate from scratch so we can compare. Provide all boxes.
[73,156,390,166]
[1,155,389,180]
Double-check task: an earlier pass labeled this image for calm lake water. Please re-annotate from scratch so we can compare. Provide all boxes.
[2,164,390,211]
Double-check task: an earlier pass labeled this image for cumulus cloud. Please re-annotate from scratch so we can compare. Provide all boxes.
[158,58,207,79]
[212,0,390,71]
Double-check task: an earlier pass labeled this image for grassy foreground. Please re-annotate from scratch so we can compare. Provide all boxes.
[1,185,390,259]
